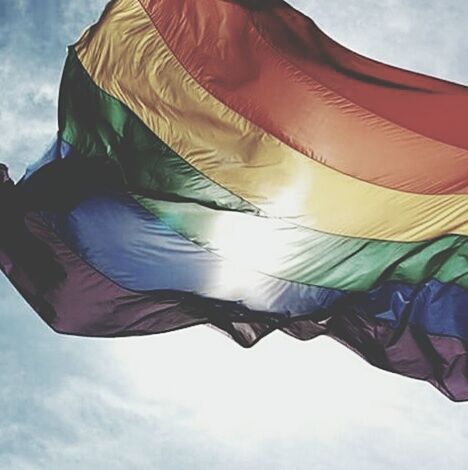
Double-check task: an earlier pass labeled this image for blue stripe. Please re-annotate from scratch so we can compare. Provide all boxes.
[40,192,468,342]
[23,138,468,339]
[356,281,468,341]
[42,193,342,316]
[22,137,73,182]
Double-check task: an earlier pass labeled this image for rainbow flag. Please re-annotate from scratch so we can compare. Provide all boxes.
[1,0,467,400]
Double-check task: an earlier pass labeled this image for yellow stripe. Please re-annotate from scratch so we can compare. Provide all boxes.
[74,0,468,242]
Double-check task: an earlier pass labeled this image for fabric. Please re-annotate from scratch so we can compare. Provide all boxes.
[0,0,467,400]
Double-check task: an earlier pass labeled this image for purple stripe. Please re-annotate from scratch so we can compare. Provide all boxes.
[330,315,468,401]
[0,211,466,400]
[2,211,276,345]
[283,313,468,401]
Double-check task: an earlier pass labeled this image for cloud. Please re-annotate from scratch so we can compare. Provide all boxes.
[296,0,468,85]
[1,308,468,469]
[0,0,108,179]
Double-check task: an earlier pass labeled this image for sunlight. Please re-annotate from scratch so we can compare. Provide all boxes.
[108,329,421,448]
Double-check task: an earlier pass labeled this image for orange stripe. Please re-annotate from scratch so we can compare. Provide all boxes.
[74,0,468,242]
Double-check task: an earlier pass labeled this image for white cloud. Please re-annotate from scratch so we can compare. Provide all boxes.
[0,0,108,180]
[294,0,468,85]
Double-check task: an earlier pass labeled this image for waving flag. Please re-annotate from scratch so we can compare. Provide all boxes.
[1,0,467,400]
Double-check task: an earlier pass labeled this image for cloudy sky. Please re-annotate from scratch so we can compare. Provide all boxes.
[1,1,467,468]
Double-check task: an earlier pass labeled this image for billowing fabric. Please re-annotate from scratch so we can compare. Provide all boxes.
[0,0,467,401]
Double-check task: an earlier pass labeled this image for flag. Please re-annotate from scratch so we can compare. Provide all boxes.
[1,0,467,400]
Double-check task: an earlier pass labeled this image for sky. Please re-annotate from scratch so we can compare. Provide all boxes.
[0,1,467,469]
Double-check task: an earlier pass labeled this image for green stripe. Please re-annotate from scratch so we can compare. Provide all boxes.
[59,49,258,214]
[134,196,467,291]
[59,49,468,291]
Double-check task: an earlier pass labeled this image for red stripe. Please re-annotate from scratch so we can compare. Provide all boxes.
[251,0,468,149]
[140,0,468,194]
